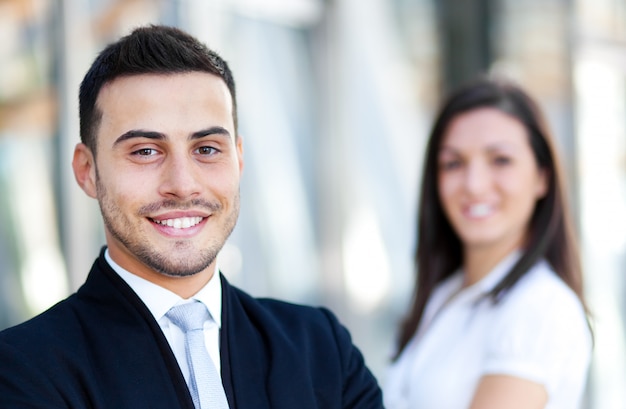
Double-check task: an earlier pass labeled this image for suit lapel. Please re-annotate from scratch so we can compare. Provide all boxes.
[77,250,196,409]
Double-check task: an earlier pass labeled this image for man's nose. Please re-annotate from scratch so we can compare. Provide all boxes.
[158,153,202,199]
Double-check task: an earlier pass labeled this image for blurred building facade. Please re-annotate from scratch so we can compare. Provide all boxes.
[0,0,625,407]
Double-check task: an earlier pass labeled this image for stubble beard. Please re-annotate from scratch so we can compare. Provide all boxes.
[96,176,240,278]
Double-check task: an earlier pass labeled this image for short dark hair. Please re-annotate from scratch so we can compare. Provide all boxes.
[79,25,237,154]
[394,76,588,358]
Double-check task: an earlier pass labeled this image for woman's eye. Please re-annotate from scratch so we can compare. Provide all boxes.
[493,156,511,166]
[440,160,461,171]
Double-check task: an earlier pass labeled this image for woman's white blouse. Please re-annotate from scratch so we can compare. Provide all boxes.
[384,252,591,409]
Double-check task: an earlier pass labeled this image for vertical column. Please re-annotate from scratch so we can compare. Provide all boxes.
[436,0,494,93]
[53,0,101,290]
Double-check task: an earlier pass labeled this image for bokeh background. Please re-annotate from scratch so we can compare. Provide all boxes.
[1,0,625,407]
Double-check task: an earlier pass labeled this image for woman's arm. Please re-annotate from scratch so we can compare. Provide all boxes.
[469,374,547,409]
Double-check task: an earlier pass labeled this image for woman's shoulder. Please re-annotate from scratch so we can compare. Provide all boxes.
[502,260,584,315]
[487,259,591,360]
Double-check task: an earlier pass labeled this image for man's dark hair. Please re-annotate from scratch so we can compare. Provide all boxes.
[79,25,237,154]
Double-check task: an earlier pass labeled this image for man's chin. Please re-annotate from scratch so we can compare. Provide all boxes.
[138,250,216,279]
[152,260,213,278]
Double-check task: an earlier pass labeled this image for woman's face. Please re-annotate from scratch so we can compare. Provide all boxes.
[437,107,548,255]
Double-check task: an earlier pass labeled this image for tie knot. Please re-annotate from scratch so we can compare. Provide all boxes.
[166,301,210,333]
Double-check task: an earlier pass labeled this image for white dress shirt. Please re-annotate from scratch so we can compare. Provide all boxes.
[105,250,223,383]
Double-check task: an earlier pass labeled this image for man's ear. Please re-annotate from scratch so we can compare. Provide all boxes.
[236,135,244,174]
[72,143,97,198]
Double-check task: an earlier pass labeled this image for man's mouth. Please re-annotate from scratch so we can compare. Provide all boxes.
[151,216,204,229]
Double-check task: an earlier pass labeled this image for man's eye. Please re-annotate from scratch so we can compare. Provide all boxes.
[197,146,218,155]
[134,148,158,156]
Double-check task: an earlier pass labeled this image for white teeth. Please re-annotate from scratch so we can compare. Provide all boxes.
[154,217,203,229]
[468,204,492,218]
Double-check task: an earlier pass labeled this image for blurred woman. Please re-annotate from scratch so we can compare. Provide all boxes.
[384,77,592,409]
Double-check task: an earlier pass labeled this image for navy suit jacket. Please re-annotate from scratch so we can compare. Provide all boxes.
[0,249,383,408]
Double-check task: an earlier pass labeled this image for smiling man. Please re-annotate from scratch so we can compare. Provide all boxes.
[81,71,242,298]
[0,25,383,409]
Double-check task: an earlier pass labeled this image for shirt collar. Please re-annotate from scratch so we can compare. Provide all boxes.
[472,249,522,295]
[447,249,523,303]
[104,249,222,327]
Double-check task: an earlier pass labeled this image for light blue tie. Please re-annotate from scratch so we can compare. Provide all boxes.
[166,302,229,409]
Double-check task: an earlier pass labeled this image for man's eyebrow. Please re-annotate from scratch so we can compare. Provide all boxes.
[191,126,231,140]
[114,130,165,146]
[113,126,232,146]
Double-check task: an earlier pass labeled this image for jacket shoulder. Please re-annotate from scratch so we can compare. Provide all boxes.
[224,283,384,409]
